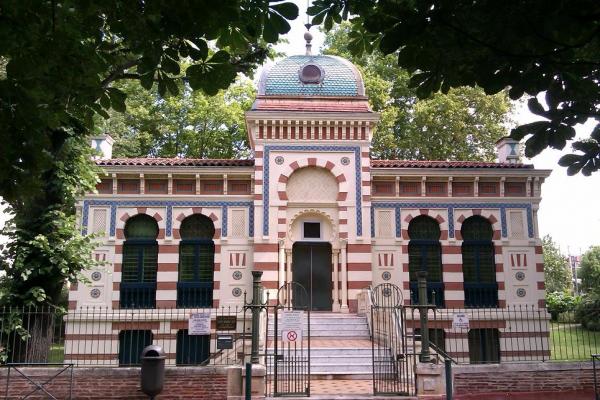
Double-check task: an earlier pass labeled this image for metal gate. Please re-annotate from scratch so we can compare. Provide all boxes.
[271,282,311,397]
[371,283,416,396]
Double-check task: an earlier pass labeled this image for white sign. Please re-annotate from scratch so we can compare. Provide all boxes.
[281,310,304,343]
[189,312,211,335]
[452,313,470,330]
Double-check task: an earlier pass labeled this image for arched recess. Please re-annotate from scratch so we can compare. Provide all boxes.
[287,209,337,245]
[121,214,159,309]
[461,216,498,308]
[178,214,215,308]
[277,159,349,202]
[408,215,444,307]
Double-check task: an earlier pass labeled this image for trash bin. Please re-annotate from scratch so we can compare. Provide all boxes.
[140,345,166,398]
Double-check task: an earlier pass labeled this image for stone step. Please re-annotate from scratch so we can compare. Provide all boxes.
[276,348,373,355]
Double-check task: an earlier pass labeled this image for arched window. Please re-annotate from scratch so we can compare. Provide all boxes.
[461,216,498,307]
[408,216,444,306]
[177,214,215,307]
[120,215,159,309]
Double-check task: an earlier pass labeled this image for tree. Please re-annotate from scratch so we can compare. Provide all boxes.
[322,23,512,160]
[578,246,600,294]
[0,1,299,307]
[97,78,256,159]
[309,0,600,175]
[541,235,572,294]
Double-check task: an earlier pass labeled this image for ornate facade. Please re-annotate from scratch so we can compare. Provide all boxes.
[68,52,551,365]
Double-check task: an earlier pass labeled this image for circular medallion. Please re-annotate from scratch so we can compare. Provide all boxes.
[90,288,101,299]
[232,270,242,280]
[274,156,284,165]
[91,271,102,281]
[382,287,392,297]
[232,287,243,297]
[382,271,391,281]
[298,63,324,84]
[341,156,351,166]
[516,288,526,297]
[515,271,525,281]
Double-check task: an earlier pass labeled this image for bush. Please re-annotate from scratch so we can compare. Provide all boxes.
[575,293,600,331]
[546,292,579,321]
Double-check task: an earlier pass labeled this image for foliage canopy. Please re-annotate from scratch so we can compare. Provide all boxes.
[309,0,600,175]
[322,23,512,161]
[578,246,600,294]
[0,0,298,306]
[541,235,572,294]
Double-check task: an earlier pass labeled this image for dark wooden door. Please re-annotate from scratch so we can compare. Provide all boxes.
[292,242,332,311]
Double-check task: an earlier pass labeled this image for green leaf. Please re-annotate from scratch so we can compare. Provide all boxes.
[527,97,545,116]
[107,88,127,113]
[271,2,299,19]
[186,51,236,95]
[161,57,180,75]
[263,18,278,43]
[187,39,209,61]
[311,11,326,26]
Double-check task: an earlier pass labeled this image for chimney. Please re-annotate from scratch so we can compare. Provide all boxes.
[496,136,520,164]
[90,134,114,160]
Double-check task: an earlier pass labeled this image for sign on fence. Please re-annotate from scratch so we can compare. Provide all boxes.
[189,312,211,335]
[452,313,470,330]
[281,310,304,343]
[216,315,237,330]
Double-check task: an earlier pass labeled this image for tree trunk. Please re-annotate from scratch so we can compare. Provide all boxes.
[8,312,55,363]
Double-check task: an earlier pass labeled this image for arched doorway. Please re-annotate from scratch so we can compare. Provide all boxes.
[292,241,333,311]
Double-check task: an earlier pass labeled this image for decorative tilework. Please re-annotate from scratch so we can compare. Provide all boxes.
[82,200,254,238]
[262,55,360,97]
[222,205,228,237]
[262,145,363,237]
[371,202,534,239]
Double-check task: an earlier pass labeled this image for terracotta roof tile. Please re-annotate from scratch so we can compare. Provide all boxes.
[96,158,255,167]
[371,160,534,169]
[96,158,532,169]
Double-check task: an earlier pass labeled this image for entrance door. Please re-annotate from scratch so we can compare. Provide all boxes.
[292,242,332,311]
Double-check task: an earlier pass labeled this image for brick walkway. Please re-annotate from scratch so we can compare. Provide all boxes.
[311,379,373,395]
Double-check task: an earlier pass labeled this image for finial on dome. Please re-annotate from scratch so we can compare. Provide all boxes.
[304,23,313,56]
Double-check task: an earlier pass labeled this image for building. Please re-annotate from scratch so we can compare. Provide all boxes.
[68,44,551,366]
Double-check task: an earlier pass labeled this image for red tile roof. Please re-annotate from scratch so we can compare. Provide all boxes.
[96,158,532,169]
[371,160,534,169]
[96,158,254,167]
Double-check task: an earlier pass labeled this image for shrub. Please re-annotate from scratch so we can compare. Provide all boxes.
[575,293,600,331]
[546,292,579,321]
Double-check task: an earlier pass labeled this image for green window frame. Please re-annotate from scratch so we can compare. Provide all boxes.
[118,330,153,366]
[176,330,210,365]
[461,216,498,307]
[120,215,159,309]
[408,216,444,306]
[177,214,215,308]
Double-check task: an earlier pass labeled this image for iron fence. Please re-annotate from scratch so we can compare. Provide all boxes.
[0,305,250,367]
[405,305,600,363]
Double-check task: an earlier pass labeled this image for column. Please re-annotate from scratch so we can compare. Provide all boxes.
[278,240,285,291]
[285,249,292,307]
[340,240,349,313]
[332,249,340,312]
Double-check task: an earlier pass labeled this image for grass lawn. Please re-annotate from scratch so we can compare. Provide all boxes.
[48,344,65,363]
[550,321,600,361]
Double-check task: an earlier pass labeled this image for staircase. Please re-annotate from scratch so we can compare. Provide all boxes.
[267,312,374,379]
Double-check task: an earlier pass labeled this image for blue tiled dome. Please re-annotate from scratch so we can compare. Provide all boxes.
[258,55,365,97]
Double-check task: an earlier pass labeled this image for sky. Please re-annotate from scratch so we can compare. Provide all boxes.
[1,2,598,255]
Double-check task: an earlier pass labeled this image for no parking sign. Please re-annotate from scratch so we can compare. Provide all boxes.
[280,310,304,343]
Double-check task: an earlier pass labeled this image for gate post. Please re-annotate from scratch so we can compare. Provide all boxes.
[251,270,263,364]
[417,271,431,363]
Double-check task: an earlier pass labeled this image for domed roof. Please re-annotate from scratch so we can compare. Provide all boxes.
[258,55,365,97]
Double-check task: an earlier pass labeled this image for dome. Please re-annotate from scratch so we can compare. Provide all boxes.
[258,55,365,97]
